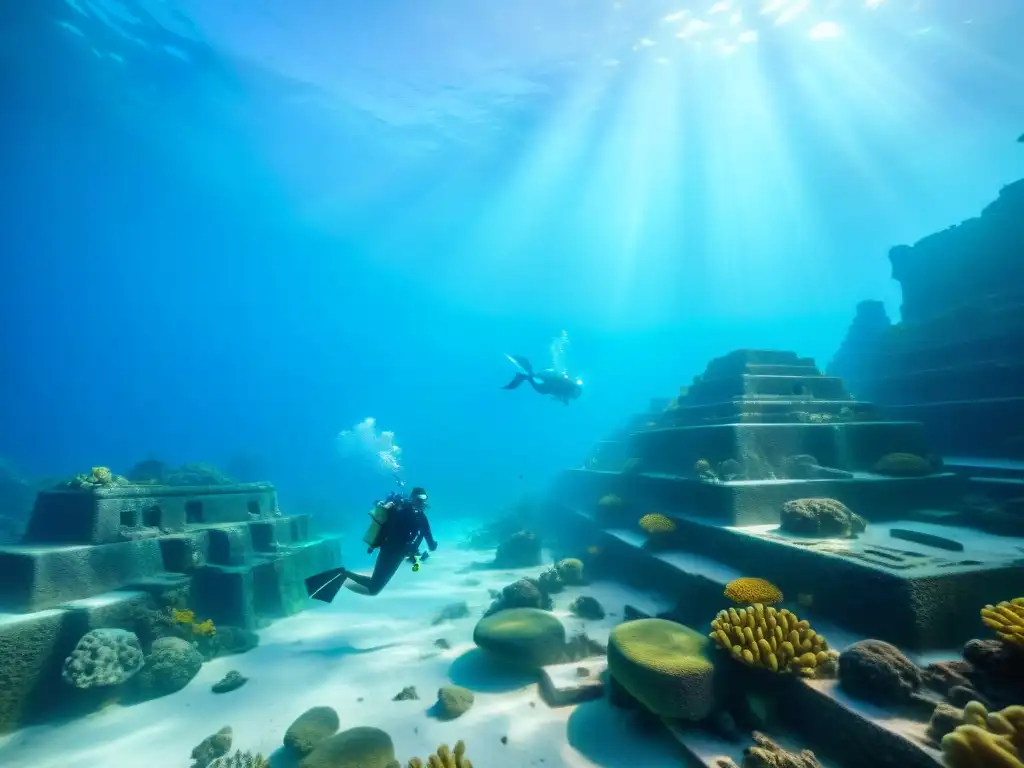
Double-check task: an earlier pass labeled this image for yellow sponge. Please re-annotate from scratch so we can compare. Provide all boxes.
[639,513,676,534]
[981,598,1024,649]
[709,604,837,677]
[407,741,473,768]
[724,578,783,605]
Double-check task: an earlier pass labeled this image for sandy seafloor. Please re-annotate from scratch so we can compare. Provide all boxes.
[0,545,686,768]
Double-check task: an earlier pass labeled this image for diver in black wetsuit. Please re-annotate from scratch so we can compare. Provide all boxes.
[305,487,438,602]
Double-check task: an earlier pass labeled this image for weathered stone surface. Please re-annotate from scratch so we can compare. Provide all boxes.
[540,658,606,707]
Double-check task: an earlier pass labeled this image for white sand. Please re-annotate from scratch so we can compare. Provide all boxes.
[0,547,680,768]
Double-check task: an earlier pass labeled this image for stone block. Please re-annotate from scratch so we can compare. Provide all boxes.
[250,519,291,551]
[191,564,256,630]
[159,534,200,572]
[23,483,278,546]
[252,538,342,618]
[207,525,252,566]
[57,590,153,635]
[540,658,607,707]
[0,609,73,734]
[289,514,310,543]
[629,422,932,477]
[0,539,166,613]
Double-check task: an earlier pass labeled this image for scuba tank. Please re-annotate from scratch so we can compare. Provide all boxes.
[362,489,404,549]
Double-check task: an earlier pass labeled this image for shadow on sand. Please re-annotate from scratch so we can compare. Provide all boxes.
[285,640,402,659]
[269,745,301,768]
[447,649,537,693]
[567,698,681,767]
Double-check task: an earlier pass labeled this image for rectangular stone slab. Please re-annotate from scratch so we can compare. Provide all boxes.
[554,468,962,526]
[539,658,607,707]
[25,483,279,545]
[628,421,933,475]
[0,539,166,612]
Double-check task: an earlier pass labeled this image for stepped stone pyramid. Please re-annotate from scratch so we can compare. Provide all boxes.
[551,348,1024,653]
[0,480,341,733]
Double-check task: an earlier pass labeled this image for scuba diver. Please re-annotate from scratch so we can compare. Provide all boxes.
[304,486,437,602]
[500,330,583,405]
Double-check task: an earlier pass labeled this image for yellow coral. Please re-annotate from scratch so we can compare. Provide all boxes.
[598,494,622,508]
[694,459,712,473]
[981,598,1024,649]
[407,740,473,768]
[91,466,113,484]
[555,558,584,584]
[172,609,196,624]
[941,701,1024,768]
[639,513,676,534]
[724,578,783,605]
[193,619,217,637]
[709,604,837,677]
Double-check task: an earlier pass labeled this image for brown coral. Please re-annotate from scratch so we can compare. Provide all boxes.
[780,498,866,538]
[981,598,1024,649]
[639,513,676,534]
[724,578,783,605]
[709,604,837,677]
[407,740,473,768]
[941,701,1024,768]
[872,452,933,477]
[744,731,822,767]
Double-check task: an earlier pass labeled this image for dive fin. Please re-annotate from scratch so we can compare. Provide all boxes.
[305,567,348,603]
[504,353,534,376]
[501,372,529,390]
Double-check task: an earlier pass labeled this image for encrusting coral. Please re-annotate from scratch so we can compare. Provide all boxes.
[724,578,783,605]
[709,604,838,677]
[872,452,934,477]
[639,513,676,534]
[407,740,473,768]
[941,700,1024,768]
[981,598,1024,649]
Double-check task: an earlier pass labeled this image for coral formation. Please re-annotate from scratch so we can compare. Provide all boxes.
[838,639,922,705]
[538,567,566,594]
[211,670,248,694]
[872,452,933,477]
[61,628,145,689]
[639,513,676,534]
[569,595,606,620]
[435,685,474,719]
[284,706,340,756]
[299,726,397,768]
[431,602,470,625]
[982,598,1024,649]
[191,726,232,768]
[598,494,623,509]
[715,731,823,768]
[473,607,567,668]
[724,578,783,605]
[709,605,837,677]
[65,466,131,489]
[779,498,866,538]
[607,618,719,721]
[492,530,542,568]
[208,752,269,768]
[928,702,967,743]
[407,740,473,768]
[484,578,553,616]
[134,636,203,696]
[941,700,1024,768]
[555,557,584,584]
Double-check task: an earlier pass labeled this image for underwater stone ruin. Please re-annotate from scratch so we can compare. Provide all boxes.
[0,475,341,733]
[829,178,1024,462]
[556,349,1024,650]
[549,347,1024,767]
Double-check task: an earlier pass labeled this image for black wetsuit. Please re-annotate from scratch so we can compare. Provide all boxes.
[344,499,437,596]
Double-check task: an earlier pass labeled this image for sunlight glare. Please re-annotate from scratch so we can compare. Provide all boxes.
[663,10,690,23]
[775,1,810,26]
[677,19,712,38]
[708,2,731,15]
[808,21,842,40]
[737,30,758,43]
[865,0,885,6]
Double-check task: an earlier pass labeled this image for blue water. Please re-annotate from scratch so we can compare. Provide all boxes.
[2,0,1023,524]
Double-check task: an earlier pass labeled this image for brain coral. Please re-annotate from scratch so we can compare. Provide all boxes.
[299,727,396,768]
[709,604,837,677]
[61,628,145,689]
[639,513,676,534]
[872,452,933,477]
[555,558,584,584]
[607,618,719,720]
[981,597,1024,649]
[473,607,567,668]
[724,578,783,605]
[780,498,866,538]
